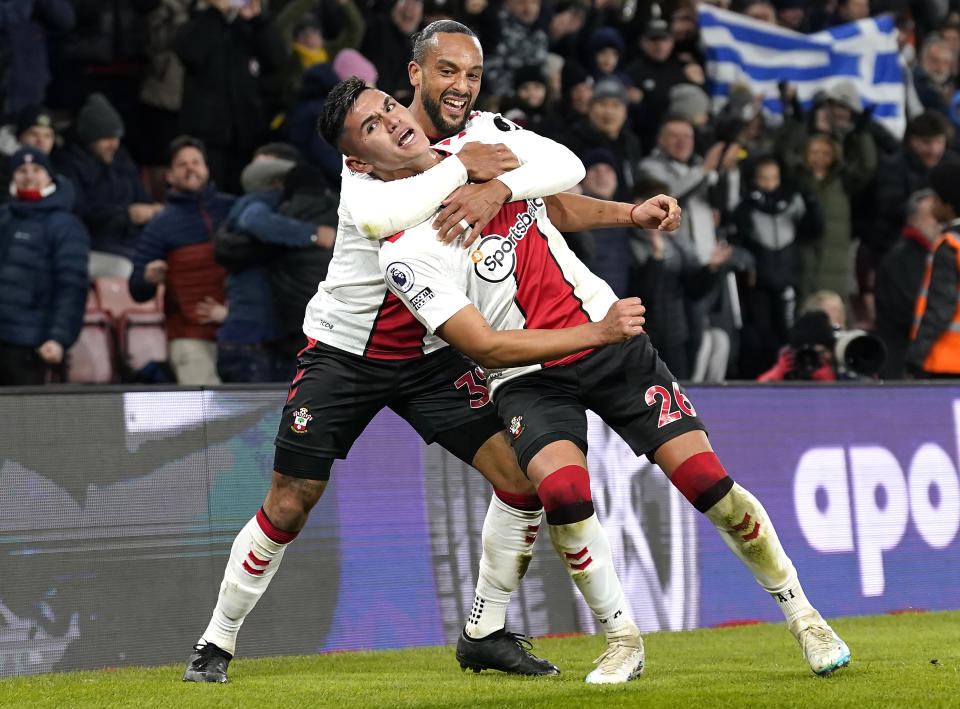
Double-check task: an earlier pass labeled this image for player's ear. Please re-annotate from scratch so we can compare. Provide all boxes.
[345,156,374,174]
[408,60,421,89]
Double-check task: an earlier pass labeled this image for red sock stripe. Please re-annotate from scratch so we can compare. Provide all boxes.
[570,557,594,571]
[731,513,751,532]
[565,547,589,561]
[256,508,298,545]
[537,466,592,512]
[494,488,542,511]
[670,452,729,504]
[242,561,265,575]
[247,550,270,567]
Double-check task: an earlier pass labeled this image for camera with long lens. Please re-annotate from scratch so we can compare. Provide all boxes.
[787,311,887,380]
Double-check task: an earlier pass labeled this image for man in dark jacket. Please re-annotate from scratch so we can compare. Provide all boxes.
[875,189,941,379]
[129,136,234,385]
[0,0,75,115]
[175,0,285,193]
[0,146,89,385]
[60,92,163,277]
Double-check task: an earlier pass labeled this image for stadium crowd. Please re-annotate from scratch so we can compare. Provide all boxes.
[3,0,960,386]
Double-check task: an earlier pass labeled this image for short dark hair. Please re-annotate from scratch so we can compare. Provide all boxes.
[753,154,780,176]
[411,20,477,65]
[905,110,952,140]
[167,135,206,166]
[318,76,370,149]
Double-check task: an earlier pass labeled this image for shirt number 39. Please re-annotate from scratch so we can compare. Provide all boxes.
[645,381,696,428]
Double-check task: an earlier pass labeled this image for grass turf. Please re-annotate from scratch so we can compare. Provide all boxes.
[3,610,959,709]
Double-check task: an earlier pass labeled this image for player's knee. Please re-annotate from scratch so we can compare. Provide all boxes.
[537,465,594,525]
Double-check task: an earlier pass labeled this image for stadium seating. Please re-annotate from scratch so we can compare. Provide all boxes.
[66,304,116,384]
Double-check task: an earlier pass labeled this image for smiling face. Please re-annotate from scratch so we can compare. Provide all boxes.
[409,32,483,137]
[13,162,52,192]
[167,146,209,193]
[339,89,434,175]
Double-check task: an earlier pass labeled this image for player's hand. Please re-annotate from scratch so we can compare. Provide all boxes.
[195,296,228,324]
[632,195,681,232]
[598,298,645,344]
[455,142,519,183]
[36,339,64,365]
[313,225,336,248]
[144,259,168,285]
[433,180,511,247]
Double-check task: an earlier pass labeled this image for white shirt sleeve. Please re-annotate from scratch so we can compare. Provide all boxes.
[379,225,472,334]
[492,120,586,201]
[340,157,468,240]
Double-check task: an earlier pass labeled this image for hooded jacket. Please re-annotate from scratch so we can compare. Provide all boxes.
[0,176,89,347]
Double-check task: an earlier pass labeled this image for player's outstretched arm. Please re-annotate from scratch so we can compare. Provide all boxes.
[436,299,646,369]
[542,192,682,233]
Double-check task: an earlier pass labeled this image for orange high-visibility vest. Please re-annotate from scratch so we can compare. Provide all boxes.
[911,232,960,373]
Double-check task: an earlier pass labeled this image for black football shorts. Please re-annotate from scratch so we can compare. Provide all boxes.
[275,340,503,467]
[494,334,707,470]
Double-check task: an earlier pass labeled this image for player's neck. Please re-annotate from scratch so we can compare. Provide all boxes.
[406,100,447,143]
[372,149,443,182]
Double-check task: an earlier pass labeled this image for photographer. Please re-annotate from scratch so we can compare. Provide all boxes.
[758,291,886,381]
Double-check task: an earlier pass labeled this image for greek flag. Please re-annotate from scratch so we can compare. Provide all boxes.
[698,5,906,138]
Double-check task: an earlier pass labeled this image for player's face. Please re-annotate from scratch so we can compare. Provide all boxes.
[341,89,431,172]
[410,33,483,136]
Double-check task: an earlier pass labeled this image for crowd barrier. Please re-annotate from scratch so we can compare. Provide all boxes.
[2,383,958,677]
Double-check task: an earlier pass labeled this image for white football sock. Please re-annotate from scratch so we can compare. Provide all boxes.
[704,483,815,620]
[465,494,542,639]
[548,513,634,639]
[199,512,292,655]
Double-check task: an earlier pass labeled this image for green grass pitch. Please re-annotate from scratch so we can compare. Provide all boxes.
[3,610,959,709]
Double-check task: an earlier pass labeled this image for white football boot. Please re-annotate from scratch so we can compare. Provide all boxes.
[585,623,644,684]
[789,610,851,676]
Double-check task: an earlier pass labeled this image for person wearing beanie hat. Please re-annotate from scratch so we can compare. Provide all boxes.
[501,65,549,129]
[332,48,378,87]
[667,83,711,124]
[60,92,163,277]
[16,106,56,155]
[214,146,335,382]
[589,27,626,83]
[908,159,960,376]
[0,146,89,385]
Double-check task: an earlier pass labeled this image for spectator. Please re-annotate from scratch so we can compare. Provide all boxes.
[540,59,592,142]
[624,14,690,153]
[913,36,956,118]
[873,111,952,260]
[212,148,336,382]
[829,0,871,25]
[734,155,823,375]
[0,0,75,115]
[481,0,549,100]
[128,136,233,385]
[792,133,854,305]
[576,148,633,297]
[175,0,286,193]
[285,63,343,188]
[360,0,424,105]
[273,0,365,111]
[875,189,941,378]
[136,0,192,167]
[586,26,630,86]
[60,92,163,279]
[0,147,88,385]
[629,177,730,380]
[565,78,643,200]
[0,105,65,204]
[907,160,960,377]
[500,65,549,131]
[743,1,777,24]
[640,116,744,377]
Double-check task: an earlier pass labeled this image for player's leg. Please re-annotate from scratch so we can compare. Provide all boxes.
[184,342,387,683]
[497,372,643,684]
[395,350,557,676]
[585,337,850,676]
[655,430,850,676]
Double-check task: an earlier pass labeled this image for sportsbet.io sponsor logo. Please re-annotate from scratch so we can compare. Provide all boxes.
[471,200,541,283]
[386,262,415,293]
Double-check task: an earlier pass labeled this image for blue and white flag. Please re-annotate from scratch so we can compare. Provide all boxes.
[698,4,906,138]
